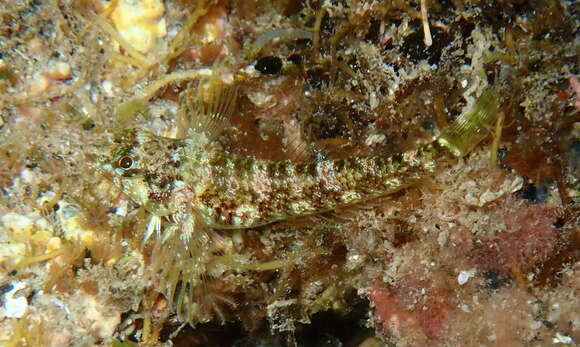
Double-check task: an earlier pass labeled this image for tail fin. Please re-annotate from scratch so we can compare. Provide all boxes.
[437,88,500,157]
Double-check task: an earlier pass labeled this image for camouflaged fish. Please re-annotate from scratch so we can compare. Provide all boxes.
[97,81,499,321]
[98,86,499,239]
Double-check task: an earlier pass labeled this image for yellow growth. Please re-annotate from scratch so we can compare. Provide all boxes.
[109,0,166,54]
[141,315,152,343]
[38,186,62,216]
[1,315,49,347]
[107,50,144,68]
[11,249,63,271]
[94,15,146,65]
[122,1,212,87]
[141,68,214,101]
[114,68,214,129]
[510,265,530,291]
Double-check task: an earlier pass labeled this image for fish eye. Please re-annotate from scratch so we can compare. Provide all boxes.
[118,155,134,170]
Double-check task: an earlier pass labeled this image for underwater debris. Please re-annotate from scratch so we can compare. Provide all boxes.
[98,66,500,332]
[0,0,577,345]
[108,0,167,54]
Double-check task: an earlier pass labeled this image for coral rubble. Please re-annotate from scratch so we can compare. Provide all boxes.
[0,0,577,346]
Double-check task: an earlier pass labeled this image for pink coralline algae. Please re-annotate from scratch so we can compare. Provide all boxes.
[471,197,559,273]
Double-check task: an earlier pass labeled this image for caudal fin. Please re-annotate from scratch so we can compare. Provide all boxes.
[437,88,500,157]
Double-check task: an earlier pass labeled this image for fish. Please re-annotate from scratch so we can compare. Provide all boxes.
[97,80,499,320]
[99,85,499,231]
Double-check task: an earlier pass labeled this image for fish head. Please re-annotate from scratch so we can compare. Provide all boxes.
[97,128,185,216]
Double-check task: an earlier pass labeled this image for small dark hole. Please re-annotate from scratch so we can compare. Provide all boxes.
[288,54,302,66]
[255,56,283,75]
[82,120,95,131]
[553,217,565,228]
[515,183,548,204]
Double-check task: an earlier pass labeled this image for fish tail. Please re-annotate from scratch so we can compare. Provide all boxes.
[437,88,500,157]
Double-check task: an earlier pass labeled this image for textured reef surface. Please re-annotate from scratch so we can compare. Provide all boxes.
[0,1,578,346]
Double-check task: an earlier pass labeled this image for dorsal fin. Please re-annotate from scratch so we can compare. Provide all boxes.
[176,77,238,140]
[283,118,315,163]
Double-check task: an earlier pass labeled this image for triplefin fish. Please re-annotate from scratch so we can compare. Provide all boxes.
[97,81,499,321]
[99,85,499,232]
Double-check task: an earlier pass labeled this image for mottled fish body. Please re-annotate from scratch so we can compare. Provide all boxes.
[99,87,498,231]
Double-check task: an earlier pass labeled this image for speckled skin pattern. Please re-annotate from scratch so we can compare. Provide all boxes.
[100,127,452,229]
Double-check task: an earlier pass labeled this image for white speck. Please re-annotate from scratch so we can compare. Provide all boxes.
[437,229,448,247]
[530,321,542,329]
[461,79,469,88]
[20,168,36,184]
[348,254,361,262]
[243,64,256,75]
[102,80,114,97]
[461,304,470,312]
[115,200,128,216]
[457,268,476,285]
[52,298,70,315]
[365,133,386,147]
[2,282,28,318]
[220,72,234,84]
[369,91,379,109]
[3,296,27,318]
[167,105,178,114]
[553,332,573,344]
[247,90,273,107]
[1,213,33,233]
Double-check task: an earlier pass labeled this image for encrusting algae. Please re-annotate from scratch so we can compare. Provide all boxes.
[0,0,578,345]
[98,69,500,322]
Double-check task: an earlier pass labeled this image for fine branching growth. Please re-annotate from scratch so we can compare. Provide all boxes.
[0,0,577,346]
